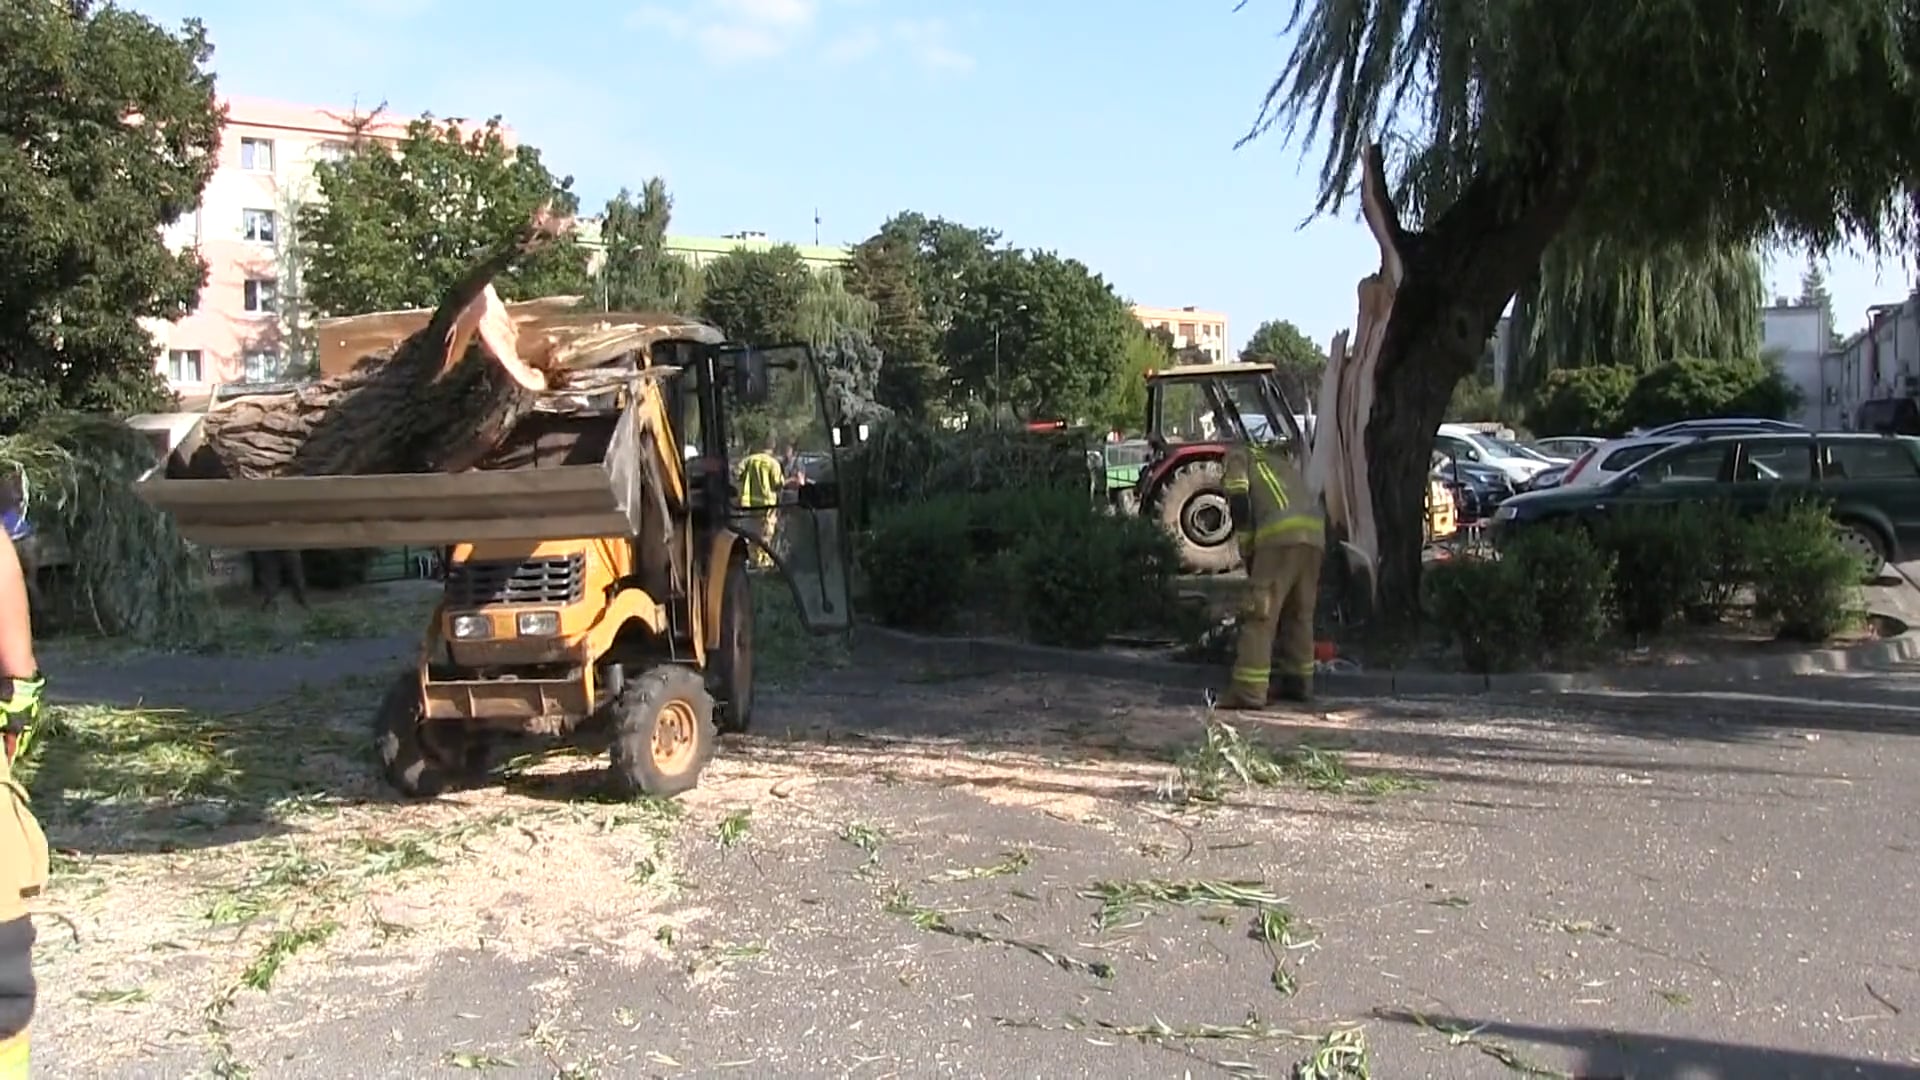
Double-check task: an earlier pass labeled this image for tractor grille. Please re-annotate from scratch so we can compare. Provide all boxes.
[445,554,585,608]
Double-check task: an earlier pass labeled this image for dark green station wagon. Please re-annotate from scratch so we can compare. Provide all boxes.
[1491,432,1920,573]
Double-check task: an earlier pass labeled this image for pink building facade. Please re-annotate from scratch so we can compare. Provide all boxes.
[147,97,509,398]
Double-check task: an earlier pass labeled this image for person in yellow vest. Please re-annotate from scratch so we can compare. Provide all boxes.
[738,440,785,569]
[1220,437,1325,709]
[0,529,47,1079]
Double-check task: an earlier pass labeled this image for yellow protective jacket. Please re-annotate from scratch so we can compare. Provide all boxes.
[738,453,784,509]
[1223,443,1324,551]
[0,743,45,1070]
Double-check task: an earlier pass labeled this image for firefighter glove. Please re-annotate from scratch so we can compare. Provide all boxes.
[0,675,44,766]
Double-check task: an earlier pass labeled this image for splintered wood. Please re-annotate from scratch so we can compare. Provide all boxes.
[1305,143,1402,597]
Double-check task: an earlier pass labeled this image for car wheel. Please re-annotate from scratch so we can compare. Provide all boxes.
[1833,520,1889,581]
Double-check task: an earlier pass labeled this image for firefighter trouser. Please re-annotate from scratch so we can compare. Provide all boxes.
[746,509,779,568]
[1226,543,1324,704]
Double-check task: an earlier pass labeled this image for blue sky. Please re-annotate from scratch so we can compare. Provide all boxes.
[140,0,1917,354]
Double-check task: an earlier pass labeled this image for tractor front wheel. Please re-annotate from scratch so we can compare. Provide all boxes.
[1154,461,1240,574]
[609,665,718,799]
[710,556,755,734]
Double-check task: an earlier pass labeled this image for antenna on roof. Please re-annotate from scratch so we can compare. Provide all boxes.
[814,208,821,246]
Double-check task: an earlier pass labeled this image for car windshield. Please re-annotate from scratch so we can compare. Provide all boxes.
[1487,436,1553,462]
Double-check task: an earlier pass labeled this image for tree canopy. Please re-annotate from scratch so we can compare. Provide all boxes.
[1797,258,1845,348]
[0,3,224,429]
[597,179,702,314]
[298,114,590,316]
[846,213,1006,418]
[1240,319,1327,409]
[1507,239,1765,393]
[1241,0,1920,614]
[946,250,1138,424]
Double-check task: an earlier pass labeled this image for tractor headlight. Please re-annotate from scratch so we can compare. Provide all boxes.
[450,614,493,640]
[516,611,560,637]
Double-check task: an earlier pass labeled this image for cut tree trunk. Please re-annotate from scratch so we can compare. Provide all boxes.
[1323,142,1586,620]
[181,205,573,481]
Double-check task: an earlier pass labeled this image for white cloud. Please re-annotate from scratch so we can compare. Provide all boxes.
[627,0,821,63]
[631,0,972,72]
[890,18,974,74]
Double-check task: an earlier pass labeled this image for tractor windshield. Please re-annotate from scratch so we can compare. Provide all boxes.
[718,343,853,634]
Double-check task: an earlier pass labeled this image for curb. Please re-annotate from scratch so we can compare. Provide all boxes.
[850,624,1920,699]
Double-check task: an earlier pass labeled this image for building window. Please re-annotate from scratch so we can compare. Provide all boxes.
[240,137,274,172]
[242,208,277,244]
[311,140,350,162]
[242,350,283,382]
[243,278,278,314]
[1179,322,1196,339]
[167,350,203,383]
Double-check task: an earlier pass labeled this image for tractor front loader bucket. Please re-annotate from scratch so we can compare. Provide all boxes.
[135,402,648,550]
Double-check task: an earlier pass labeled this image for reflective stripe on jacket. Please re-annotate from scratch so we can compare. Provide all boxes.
[1224,443,1324,550]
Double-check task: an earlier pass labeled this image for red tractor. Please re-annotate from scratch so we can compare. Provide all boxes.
[1131,363,1310,574]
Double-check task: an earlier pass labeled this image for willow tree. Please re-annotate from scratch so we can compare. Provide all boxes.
[1242,0,1920,615]
[1507,239,1766,393]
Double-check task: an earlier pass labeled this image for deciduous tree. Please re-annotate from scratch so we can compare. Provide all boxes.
[0,3,224,428]
[947,251,1137,424]
[597,179,702,313]
[846,212,1005,415]
[698,245,815,345]
[1242,0,1920,615]
[298,113,590,316]
[1240,319,1327,409]
[1507,239,1764,393]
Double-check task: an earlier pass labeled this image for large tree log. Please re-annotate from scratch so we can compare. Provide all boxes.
[186,205,572,480]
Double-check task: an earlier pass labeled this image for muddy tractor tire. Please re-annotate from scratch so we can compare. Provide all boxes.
[1154,460,1241,574]
[374,671,484,799]
[710,556,755,734]
[609,665,718,799]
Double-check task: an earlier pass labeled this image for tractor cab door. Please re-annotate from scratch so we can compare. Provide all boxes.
[1213,369,1306,453]
[713,342,854,634]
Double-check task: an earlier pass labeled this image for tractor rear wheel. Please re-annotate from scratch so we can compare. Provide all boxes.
[374,671,483,799]
[1155,460,1240,574]
[710,556,755,733]
[608,665,718,798]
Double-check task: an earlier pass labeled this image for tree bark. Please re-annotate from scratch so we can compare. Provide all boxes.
[184,205,571,480]
[1352,143,1588,618]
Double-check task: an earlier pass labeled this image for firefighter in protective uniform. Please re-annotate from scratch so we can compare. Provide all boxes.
[1220,437,1325,709]
[0,528,46,1079]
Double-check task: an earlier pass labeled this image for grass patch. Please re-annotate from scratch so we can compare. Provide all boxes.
[715,809,752,848]
[752,578,848,684]
[1172,718,1419,804]
[930,849,1031,882]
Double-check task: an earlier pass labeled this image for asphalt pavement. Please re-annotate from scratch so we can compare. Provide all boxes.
[31,642,1920,1080]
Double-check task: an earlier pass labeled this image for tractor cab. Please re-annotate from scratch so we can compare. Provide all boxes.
[1137,363,1306,574]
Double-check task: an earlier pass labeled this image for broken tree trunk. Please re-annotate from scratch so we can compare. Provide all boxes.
[185,205,572,480]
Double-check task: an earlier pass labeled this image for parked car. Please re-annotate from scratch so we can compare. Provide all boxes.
[1434,423,1555,484]
[1433,454,1518,523]
[1556,434,1694,490]
[1636,417,1806,438]
[1529,436,1605,460]
[1528,463,1569,490]
[1857,397,1920,436]
[1491,432,1920,576]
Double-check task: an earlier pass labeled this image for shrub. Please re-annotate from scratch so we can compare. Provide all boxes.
[1526,365,1638,436]
[962,486,1094,561]
[1016,511,1179,648]
[1422,556,1541,673]
[860,496,974,630]
[1693,502,1758,621]
[1617,355,1801,432]
[1501,525,1611,652]
[1595,507,1715,636]
[1749,502,1861,641]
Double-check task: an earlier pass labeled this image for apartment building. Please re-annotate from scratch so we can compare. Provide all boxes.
[148,97,504,399]
[1130,305,1228,363]
[572,222,851,276]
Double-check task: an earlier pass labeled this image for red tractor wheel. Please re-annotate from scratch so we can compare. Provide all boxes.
[1153,460,1241,574]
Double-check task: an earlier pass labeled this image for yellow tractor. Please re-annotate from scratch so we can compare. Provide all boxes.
[137,329,852,800]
